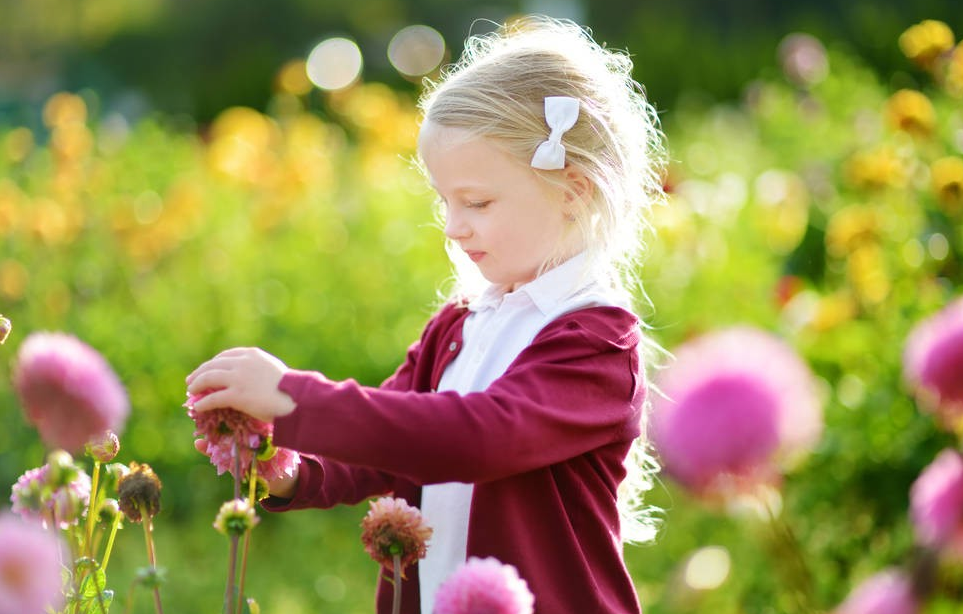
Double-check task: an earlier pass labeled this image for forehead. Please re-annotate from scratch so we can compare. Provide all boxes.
[418,122,529,189]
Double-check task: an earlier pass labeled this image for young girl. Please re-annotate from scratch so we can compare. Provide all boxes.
[187,15,666,614]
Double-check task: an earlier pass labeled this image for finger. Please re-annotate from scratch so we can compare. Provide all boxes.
[186,352,246,384]
[186,370,234,401]
[189,387,238,413]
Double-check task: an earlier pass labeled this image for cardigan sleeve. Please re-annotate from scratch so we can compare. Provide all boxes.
[272,306,644,486]
[261,304,466,511]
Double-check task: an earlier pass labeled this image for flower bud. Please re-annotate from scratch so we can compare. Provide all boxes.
[117,462,162,523]
[97,498,121,525]
[45,450,80,487]
[86,431,120,463]
[213,499,260,537]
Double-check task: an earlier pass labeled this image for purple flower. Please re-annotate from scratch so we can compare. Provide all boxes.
[651,327,823,498]
[10,463,91,530]
[909,448,963,554]
[833,569,918,614]
[433,557,534,614]
[904,297,963,430]
[13,332,129,453]
[0,513,65,614]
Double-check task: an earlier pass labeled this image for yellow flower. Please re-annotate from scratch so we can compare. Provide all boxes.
[810,292,857,332]
[947,44,963,98]
[42,92,87,129]
[884,89,935,138]
[931,156,963,215]
[847,244,890,305]
[844,147,907,190]
[899,20,955,68]
[825,205,882,258]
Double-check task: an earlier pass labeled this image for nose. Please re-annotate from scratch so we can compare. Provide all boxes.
[444,208,471,241]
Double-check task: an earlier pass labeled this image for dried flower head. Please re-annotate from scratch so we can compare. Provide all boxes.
[187,391,300,482]
[833,569,919,614]
[651,326,823,499]
[13,332,129,453]
[117,462,162,523]
[0,314,10,344]
[86,430,120,463]
[360,497,432,579]
[10,462,91,530]
[213,498,260,537]
[904,297,963,431]
[0,513,65,614]
[910,448,963,556]
[433,557,535,614]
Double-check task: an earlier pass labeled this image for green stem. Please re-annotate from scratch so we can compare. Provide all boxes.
[392,553,402,614]
[224,535,239,614]
[236,531,252,614]
[140,505,164,614]
[762,497,814,614]
[84,461,102,558]
[100,511,122,572]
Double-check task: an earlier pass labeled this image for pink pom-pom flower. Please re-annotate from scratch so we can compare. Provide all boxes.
[13,332,130,453]
[0,513,66,614]
[186,391,300,483]
[10,463,91,530]
[433,557,535,614]
[832,569,918,614]
[360,497,432,580]
[651,326,823,499]
[909,448,963,556]
[904,297,963,431]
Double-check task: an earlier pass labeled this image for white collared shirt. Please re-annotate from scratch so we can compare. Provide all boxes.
[419,253,623,612]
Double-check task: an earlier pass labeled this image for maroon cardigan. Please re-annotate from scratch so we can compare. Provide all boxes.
[264,302,645,614]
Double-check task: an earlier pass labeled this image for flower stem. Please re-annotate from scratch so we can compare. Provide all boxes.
[392,554,402,614]
[762,497,814,614]
[140,505,164,614]
[236,462,258,614]
[84,460,102,558]
[224,535,239,614]
[100,511,122,572]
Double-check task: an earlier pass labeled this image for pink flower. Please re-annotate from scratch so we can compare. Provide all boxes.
[433,557,534,614]
[904,297,963,430]
[0,314,10,344]
[0,513,65,614]
[651,326,823,498]
[186,391,300,482]
[10,463,91,530]
[13,332,129,453]
[360,497,432,579]
[833,569,918,614]
[909,448,963,554]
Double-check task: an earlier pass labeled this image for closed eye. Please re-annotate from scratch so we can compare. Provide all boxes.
[467,200,490,209]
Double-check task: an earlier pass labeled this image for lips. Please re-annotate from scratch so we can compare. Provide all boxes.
[465,250,486,263]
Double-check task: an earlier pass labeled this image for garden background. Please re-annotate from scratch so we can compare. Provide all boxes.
[2,0,963,612]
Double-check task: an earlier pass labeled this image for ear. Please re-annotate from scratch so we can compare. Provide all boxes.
[562,164,593,207]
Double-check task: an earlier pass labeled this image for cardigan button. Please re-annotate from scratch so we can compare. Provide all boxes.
[448,341,458,352]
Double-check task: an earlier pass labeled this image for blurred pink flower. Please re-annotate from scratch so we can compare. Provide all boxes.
[0,314,10,344]
[433,557,534,614]
[186,391,300,482]
[0,513,65,614]
[13,332,129,453]
[360,497,432,579]
[909,448,963,554]
[778,33,829,87]
[10,463,91,530]
[833,569,918,614]
[904,297,963,430]
[651,326,823,498]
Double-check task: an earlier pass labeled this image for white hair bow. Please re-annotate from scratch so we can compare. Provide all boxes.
[530,96,579,170]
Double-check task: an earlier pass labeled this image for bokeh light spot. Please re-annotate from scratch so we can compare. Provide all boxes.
[388,25,446,78]
[307,38,363,91]
[683,546,731,591]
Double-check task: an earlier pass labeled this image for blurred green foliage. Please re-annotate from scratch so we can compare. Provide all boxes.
[2,9,963,614]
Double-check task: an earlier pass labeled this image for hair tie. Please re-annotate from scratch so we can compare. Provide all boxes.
[530,96,579,170]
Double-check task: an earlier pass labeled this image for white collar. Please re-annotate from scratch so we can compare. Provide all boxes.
[467,253,598,315]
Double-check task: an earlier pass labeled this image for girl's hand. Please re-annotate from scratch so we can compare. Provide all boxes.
[186,347,296,422]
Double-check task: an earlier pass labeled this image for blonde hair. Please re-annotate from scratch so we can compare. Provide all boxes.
[418,16,665,544]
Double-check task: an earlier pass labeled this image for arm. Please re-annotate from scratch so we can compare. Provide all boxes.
[273,307,644,485]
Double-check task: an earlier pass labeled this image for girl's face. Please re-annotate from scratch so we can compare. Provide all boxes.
[419,123,585,291]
